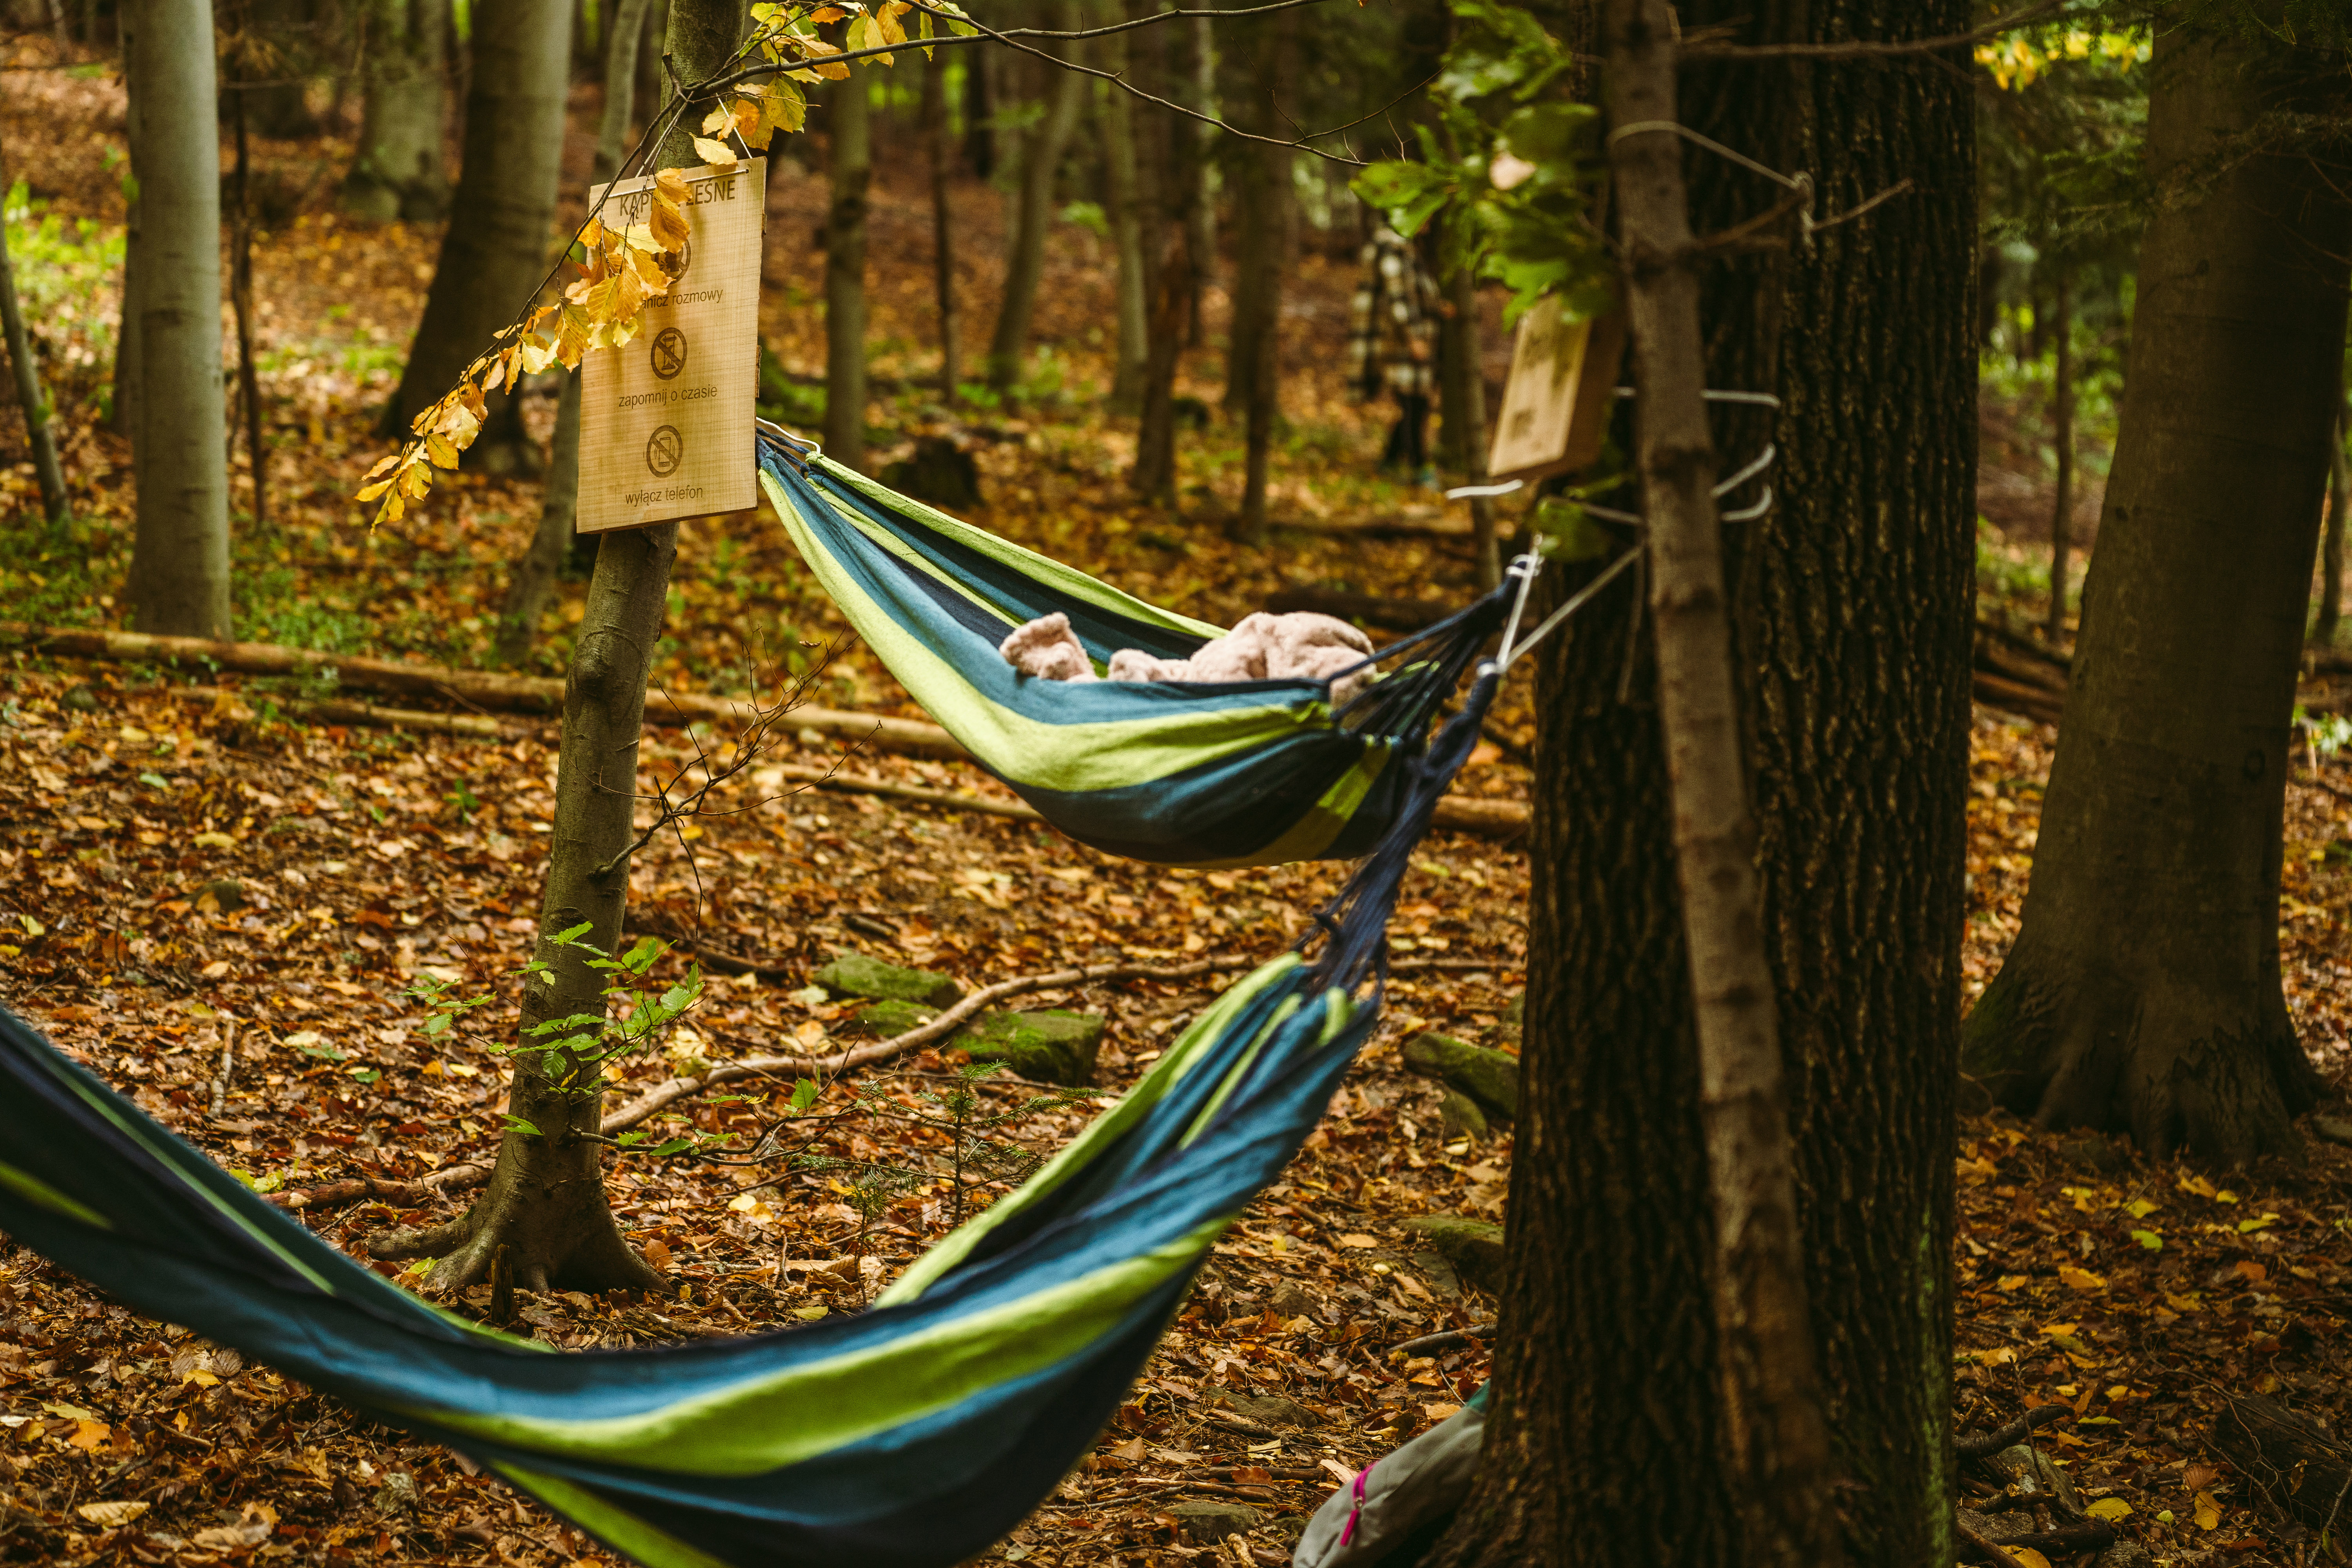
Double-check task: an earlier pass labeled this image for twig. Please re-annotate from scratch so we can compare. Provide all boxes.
[1956,1402,2069,1459]
[602,955,1263,1134]
[1956,1519,2028,1568]
[209,1018,235,1119]
[1391,1323,1495,1357]
[1681,0,2065,60]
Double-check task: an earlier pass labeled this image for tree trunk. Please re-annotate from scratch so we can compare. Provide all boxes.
[824,71,871,469]
[495,377,579,666]
[0,126,67,525]
[107,195,137,437]
[2320,383,2347,643]
[228,93,266,530]
[987,2,1085,394]
[963,39,994,178]
[1438,224,1497,590]
[1430,1,1973,1563]
[1132,225,1190,508]
[1960,18,2352,1162]
[593,0,654,184]
[1600,4,1836,1561]
[122,0,230,639]
[2045,269,2073,644]
[1231,10,1294,543]
[386,0,747,1296]
[1101,61,1147,414]
[921,58,964,398]
[1180,12,1216,343]
[344,0,450,222]
[383,0,571,441]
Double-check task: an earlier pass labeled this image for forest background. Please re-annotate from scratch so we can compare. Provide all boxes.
[2,2,2352,1567]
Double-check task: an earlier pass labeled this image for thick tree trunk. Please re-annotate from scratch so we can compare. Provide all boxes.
[1961,20,2352,1163]
[383,0,570,439]
[387,0,748,1296]
[2046,270,2073,643]
[0,126,67,525]
[1101,61,1147,415]
[922,59,964,397]
[593,0,655,185]
[824,71,871,469]
[343,0,449,222]
[1231,11,1294,543]
[122,0,231,639]
[987,2,1085,393]
[1430,2,1973,1563]
[1132,226,1190,507]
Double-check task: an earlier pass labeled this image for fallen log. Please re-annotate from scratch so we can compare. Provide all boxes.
[0,621,965,760]
[2213,1392,2352,1532]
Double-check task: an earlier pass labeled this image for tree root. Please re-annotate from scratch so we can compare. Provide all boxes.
[1957,1403,2070,1458]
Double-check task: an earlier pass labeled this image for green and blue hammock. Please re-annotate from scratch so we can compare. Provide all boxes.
[0,425,1526,1568]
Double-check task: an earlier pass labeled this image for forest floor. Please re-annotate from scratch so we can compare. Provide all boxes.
[7,53,2352,1568]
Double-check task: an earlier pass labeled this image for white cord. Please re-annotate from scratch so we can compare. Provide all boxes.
[1498,548,1642,673]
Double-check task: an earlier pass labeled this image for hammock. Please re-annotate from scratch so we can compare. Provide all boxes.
[755,426,1507,867]
[0,426,1518,1568]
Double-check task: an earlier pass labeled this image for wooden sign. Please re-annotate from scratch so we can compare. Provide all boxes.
[1487,294,1626,484]
[577,161,765,535]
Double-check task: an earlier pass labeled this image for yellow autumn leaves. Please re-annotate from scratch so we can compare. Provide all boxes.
[356,0,976,531]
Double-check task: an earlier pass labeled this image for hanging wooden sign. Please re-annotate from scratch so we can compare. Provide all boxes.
[1486,294,1625,484]
[577,160,765,535]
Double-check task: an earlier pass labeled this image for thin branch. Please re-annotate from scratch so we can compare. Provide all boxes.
[1681,0,2068,60]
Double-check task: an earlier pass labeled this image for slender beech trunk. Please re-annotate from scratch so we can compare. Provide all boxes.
[1601,4,1835,1561]
[107,196,137,437]
[2045,269,2073,643]
[1961,18,2352,1161]
[0,127,67,524]
[499,0,650,663]
[229,93,266,529]
[1232,11,1294,543]
[344,0,450,221]
[1439,226,1497,589]
[922,58,964,397]
[963,39,995,177]
[1431,0,1972,1562]
[2321,379,2347,642]
[122,0,230,639]
[382,0,747,1296]
[1101,62,1147,414]
[593,0,654,184]
[987,1,1085,393]
[383,0,571,439]
[824,71,871,469]
[1132,225,1191,507]
[1180,12,1216,341]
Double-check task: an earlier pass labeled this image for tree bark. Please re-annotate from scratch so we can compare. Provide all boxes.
[1438,225,1497,590]
[824,70,871,470]
[2045,269,2073,644]
[382,0,571,440]
[0,125,67,525]
[1132,225,1191,507]
[396,0,748,1296]
[228,93,266,530]
[1230,12,1293,543]
[122,0,231,640]
[1601,4,1837,1561]
[1180,12,1216,343]
[343,0,450,222]
[922,58,964,398]
[1101,59,1147,415]
[1430,1,1973,1563]
[987,1,1085,394]
[1960,17,2352,1162]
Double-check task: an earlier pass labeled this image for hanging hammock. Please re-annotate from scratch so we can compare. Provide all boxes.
[0,422,1542,1568]
[755,426,1507,867]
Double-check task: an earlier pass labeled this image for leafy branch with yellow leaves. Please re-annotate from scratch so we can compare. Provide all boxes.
[356,0,978,528]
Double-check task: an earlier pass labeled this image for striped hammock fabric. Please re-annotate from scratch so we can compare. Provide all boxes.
[0,424,1510,1568]
[757,428,1505,867]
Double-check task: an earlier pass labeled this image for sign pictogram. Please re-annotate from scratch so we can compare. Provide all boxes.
[577,159,764,535]
[645,425,684,476]
[650,328,688,381]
